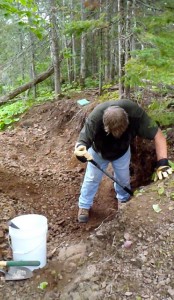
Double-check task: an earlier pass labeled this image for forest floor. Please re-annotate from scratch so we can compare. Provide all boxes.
[0,90,174,300]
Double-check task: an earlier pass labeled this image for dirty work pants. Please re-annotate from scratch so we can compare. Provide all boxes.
[78,147,131,209]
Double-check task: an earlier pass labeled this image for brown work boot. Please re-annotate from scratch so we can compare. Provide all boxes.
[78,208,89,223]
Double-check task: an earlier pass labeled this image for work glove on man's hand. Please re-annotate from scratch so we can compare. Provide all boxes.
[154,159,173,181]
[74,144,93,163]
[74,144,87,163]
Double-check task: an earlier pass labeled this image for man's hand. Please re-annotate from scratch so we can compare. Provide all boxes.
[74,144,88,163]
[154,159,173,181]
[74,144,93,163]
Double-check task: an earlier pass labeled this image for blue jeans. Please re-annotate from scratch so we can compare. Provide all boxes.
[79,147,131,209]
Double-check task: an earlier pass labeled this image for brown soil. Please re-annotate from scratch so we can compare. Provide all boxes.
[0,94,173,299]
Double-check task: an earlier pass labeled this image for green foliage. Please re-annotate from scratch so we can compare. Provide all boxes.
[125,9,174,87]
[0,0,45,39]
[0,0,37,15]
[102,83,113,90]
[65,17,108,36]
[37,281,48,290]
[0,101,30,130]
[33,90,54,102]
[18,19,46,39]
[99,91,119,102]
[62,49,73,59]
[61,82,81,93]
[0,91,55,130]
[84,77,99,88]
[124,58,146,87]
[169,160,174,171]
[147,100,174,127]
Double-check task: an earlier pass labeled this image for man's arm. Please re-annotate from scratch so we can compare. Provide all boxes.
[153,128,173,180]
[74,117,96,163]
[154,128,167,160]
[77,117,97,149]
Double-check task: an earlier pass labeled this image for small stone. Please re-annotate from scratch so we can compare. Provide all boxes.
[122,240,133,249]
[125,291,133,296]
[124,232,131,240]
[168,288,174,297]
[101,281,106,288]
[0,231,4,238]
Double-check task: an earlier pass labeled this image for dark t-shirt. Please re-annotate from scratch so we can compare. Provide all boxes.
[78,99,158,160]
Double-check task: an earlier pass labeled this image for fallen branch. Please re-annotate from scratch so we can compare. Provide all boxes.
[0,65,54,104]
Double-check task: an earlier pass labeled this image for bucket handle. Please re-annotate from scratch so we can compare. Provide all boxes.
[8,235,46,255]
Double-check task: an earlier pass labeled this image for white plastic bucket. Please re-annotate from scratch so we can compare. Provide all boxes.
[9,214,48,270]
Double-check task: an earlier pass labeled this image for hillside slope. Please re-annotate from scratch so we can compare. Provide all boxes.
[0,97,173,299]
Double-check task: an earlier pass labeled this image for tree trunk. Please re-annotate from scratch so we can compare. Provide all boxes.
[72,34,77,82]
[63,0,72,83]
[29,23,37,98]
[18,30,25,82]
[118,0,125,98]
[131,0,136,53]
[98,29,103,95]
[104,0,110,82]
[71,0,77,82]
[124,0,131,98]
[0,66,54,104]
[110,0,118,81]
[98,0,103,95]
[80,0,86,87]
[49,0,61,99]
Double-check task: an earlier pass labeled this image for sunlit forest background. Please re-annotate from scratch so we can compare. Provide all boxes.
[0,0,174,129]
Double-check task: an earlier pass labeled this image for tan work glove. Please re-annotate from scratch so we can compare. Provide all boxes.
[74,144,93,163]
[153,159,173,181]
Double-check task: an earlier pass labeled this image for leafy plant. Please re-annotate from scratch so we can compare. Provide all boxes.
[84,77,99,88]
[0,93,55,130]
[1,0,45,38]
[147,100,174,127]
[0,101,30,129]
[99,91,119,102]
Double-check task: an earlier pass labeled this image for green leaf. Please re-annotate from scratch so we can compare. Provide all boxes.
[133,189,145,197]
[38,281,48,289]
[152,204,162,213]
[169,160,174,171]
[170,192,174,200]
[158,187,165,195]
[152,172,158,182]
[3,118,12,125]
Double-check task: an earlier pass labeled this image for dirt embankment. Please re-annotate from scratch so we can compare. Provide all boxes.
[0,97,173,299]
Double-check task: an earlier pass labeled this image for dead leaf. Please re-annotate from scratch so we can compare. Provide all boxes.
[152,204,162,213]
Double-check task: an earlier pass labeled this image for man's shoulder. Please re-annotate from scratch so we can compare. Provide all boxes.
[116,99,139,108]
[94,99,139,109]
[89,99,142,120]
[117,99,144,116]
